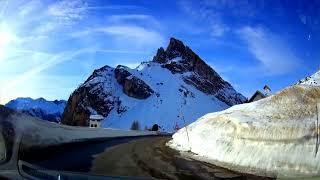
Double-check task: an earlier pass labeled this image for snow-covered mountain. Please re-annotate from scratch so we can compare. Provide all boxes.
[5,97,66,122]
[62,38,247,131]
[298,69,320,86]
[168,70,320,177]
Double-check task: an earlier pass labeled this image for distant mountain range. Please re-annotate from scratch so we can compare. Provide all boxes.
[62,37,247,131]
[5,97,66,122]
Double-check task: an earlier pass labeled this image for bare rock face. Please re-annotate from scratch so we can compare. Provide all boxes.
[114,65,131,84]
[153,47,166,63]
[62,65,154,126]
[153,38,246,106]
[62,66,123,126]
[123,77,154,99]
[115,65,154,99]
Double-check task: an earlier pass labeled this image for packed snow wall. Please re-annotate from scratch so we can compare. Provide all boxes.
[168,85,320,178]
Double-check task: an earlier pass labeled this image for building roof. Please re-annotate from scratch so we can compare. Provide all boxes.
[89,114,104,120]
[263,85,271,91]
[248,90,266,103]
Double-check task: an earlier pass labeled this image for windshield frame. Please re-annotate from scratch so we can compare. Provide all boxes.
[0,132,5,164]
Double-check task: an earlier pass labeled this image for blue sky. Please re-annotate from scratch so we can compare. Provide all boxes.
[0,0,319,104]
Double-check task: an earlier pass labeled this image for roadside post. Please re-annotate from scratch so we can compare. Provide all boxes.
[316,103,320,157]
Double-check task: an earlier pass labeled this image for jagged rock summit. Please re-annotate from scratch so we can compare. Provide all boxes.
[62,37,247,131]
[153,38,246,105]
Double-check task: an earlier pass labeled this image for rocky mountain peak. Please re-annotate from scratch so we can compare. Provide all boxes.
[84,65,113,84]
[153,37,195,64]
[153,37,210,74]
[153,47,166,63]
[152,37,247,105]
[62,37,247,128]
[166,37,187,59]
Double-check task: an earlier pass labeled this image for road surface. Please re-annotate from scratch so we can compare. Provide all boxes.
[21,136,275,180]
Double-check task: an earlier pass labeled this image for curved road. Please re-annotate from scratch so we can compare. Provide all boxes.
[22,136,274,180]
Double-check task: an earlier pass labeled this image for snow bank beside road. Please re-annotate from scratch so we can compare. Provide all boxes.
[168,84,320,178]
[4,111,156,150]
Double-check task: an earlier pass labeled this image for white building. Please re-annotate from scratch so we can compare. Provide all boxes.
[248,85,272,103]
[89,114,104,128]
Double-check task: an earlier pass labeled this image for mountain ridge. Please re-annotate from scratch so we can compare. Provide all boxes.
[62,37,247,131]
[5,97,66,122]
[298,69,320,86]
[153,38,246,106]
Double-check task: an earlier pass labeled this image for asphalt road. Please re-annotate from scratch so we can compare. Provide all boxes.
[21,136,275,180]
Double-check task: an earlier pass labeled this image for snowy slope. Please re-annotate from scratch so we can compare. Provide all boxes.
[298,69,320,86]
[62,38,246,131]
[5,97,66,122]
[168,73,320,177]
[65,62,229,132]
[101,62,229,131]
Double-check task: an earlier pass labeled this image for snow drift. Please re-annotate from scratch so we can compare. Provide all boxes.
[168,70,320,178]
